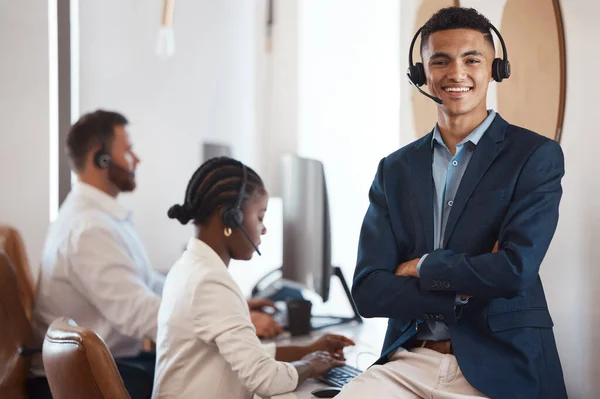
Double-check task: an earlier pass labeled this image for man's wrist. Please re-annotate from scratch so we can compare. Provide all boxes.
[416,254,429,277]
[455,294,469,305]
[395,257,422,277]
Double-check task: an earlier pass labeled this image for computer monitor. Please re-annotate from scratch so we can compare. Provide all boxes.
[280,154,333,302]
[201,141,231,163]
[250,153,361,329]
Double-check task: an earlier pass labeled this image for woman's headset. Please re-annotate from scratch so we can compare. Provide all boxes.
[221,164,247,229]
[221,164,262,256]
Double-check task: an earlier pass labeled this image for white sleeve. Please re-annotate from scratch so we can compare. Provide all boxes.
[66,225,160,341]
[149,270,166,296]
[191,275,298,397]
[262,342,277,358]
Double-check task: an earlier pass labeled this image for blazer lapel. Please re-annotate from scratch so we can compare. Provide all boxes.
[408,133,435,252]
[442,116,508,247]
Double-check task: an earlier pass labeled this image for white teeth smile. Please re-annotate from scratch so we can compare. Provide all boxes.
[444,87,471,92]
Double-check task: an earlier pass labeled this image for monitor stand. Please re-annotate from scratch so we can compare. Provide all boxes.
[251,266,362,331]
[310,266,363,330]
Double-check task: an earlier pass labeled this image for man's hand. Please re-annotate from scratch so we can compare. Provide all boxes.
[395,258,421,277]
[247,298,277,312]
[308,334,355,360]
[250,310,284,338]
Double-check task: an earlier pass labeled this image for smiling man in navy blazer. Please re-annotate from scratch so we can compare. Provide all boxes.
[339,7,567,399]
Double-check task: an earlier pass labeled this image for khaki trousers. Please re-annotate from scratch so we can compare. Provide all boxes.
[336,348,489,399]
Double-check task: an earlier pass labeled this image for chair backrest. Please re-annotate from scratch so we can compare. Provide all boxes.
[0,250,36,399]
[43,318,131,399]
[0,225,35,320]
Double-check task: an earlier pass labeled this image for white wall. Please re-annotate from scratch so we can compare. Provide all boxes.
[78,0,258,273]
[254,0,301,196]
[0,1,50,276]
[540,2,600,397]
[296,0,401,291]
[239,1,402,314]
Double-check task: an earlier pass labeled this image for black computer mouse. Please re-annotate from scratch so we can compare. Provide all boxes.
[311,387,342,398]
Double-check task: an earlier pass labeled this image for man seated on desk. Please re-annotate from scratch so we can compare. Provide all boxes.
[338,7,567,399]
[27,110,285,399]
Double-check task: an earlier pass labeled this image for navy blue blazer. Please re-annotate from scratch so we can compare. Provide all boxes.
[352,114,567,399]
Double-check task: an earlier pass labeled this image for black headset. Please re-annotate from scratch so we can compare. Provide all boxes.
[93,130,112,169]
[92,127,135,178]
[220,163,262,255]
[407,23,511,88]
[221,163,247,228]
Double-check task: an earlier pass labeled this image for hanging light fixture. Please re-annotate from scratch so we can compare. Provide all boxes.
[155,0,176,60]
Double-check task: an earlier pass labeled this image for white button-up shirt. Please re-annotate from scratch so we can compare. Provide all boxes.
[31,181,165,376]
[152,238,298,399]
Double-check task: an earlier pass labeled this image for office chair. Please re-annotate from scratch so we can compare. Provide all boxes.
[0,250,38,399]
[0,225,36,320]
[43,317,132,399]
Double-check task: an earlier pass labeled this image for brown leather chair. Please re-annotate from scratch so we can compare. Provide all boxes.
[0,250,37,399]
[42,318,131,399]
[0,225,36,320]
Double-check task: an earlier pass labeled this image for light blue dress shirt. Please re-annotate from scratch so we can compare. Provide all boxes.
[414,110,497,341]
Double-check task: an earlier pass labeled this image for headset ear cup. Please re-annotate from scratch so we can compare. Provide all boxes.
[492,58,502,82]
[492,58,511,83]
[412,62,426,87]
[502,59,511,80]
[221,207,243,228]
[93,151,111,169]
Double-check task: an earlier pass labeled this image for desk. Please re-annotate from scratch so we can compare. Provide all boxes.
[255,317,387,399]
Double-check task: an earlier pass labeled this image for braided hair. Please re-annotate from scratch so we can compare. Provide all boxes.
[168,157,265,226]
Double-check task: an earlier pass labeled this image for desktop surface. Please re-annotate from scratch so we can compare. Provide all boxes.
[255,317,387,399]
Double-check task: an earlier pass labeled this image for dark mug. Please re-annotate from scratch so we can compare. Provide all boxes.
[286,298,312,336]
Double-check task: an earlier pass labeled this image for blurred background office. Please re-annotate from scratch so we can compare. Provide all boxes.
[0,0,598,397]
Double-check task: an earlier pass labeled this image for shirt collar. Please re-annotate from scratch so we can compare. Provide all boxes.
[431,109,497,149]
[72,181,131,221]
[186,237,227,269]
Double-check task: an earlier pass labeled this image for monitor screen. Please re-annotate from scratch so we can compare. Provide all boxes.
[280,154,333,302]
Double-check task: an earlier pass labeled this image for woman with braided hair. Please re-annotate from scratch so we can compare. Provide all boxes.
[152,157,354,399]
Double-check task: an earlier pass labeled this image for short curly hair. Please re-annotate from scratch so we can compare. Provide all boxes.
[420,7,495,55]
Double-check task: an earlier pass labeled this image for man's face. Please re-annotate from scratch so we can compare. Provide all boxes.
[108,125,140,192]
[422,28,495,117]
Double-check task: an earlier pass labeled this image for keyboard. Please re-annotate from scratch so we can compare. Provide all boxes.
[316,364,362,388]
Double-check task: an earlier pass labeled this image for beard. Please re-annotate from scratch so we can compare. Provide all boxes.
[108,162,136,192]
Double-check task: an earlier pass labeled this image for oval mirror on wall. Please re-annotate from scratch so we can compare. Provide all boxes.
[411,0,566,142]
[496,0,566,142]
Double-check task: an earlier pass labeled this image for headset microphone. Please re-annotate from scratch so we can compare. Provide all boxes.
[93,135,135,177]
[110,160,135,177]
[410,79,443,105]
[233,218,262,256]
[93,150,134,177]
